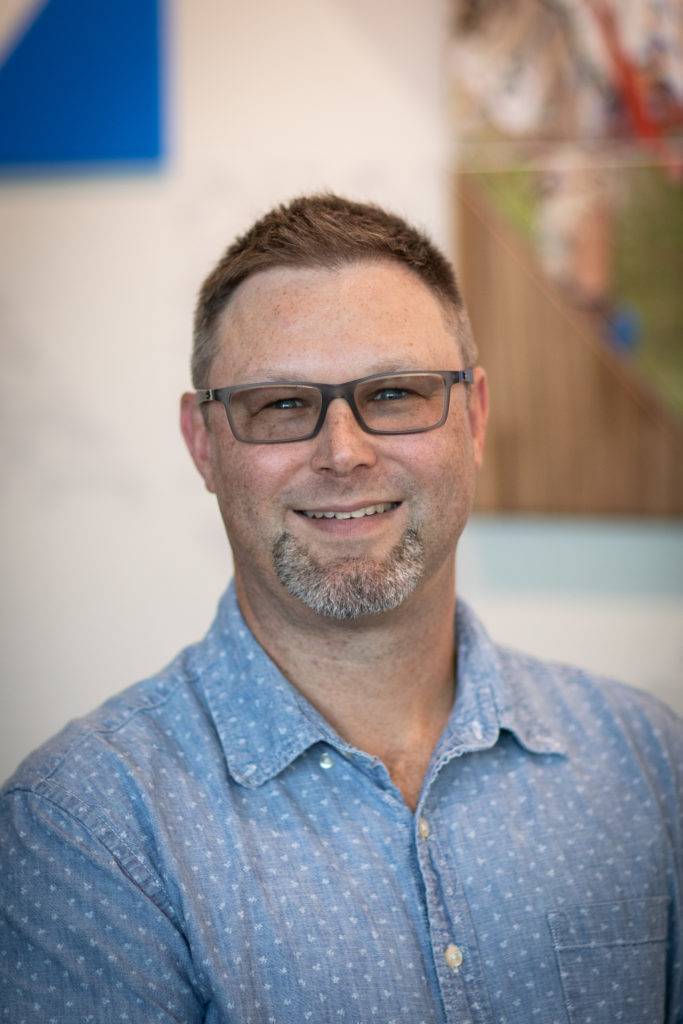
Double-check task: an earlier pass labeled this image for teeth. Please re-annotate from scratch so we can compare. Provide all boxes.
[302,502,396,520]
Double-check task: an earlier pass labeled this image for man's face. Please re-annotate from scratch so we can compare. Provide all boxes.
[182,260,487,623]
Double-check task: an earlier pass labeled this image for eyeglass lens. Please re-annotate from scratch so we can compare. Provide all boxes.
[227,373,448,442]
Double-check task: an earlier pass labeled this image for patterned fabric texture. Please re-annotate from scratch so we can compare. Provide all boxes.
[1,584,682,1022]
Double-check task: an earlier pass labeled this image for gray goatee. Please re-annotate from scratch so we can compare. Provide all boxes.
[272,527,424,619]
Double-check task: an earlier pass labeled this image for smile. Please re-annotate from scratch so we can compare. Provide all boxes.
[299,502,399,520]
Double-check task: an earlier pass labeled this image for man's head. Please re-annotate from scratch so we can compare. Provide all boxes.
[182,195,488,627]
[191,193,477,389]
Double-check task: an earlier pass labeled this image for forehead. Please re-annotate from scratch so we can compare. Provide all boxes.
[212,260,460,381]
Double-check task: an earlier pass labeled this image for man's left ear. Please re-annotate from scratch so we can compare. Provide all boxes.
[180,392,217,493]
[467,367,489,470]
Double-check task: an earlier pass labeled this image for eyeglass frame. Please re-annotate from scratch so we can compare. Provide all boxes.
[196,368,474,444]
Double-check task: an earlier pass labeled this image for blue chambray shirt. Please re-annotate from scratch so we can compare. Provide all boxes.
[1,584,682,1023]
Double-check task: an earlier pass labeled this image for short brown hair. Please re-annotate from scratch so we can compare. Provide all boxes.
[192,193,477,387]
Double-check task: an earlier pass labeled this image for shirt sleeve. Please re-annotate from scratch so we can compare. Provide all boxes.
[0,787,205,1023]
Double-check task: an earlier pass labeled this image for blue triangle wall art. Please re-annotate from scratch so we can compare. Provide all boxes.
[0,0,165,172]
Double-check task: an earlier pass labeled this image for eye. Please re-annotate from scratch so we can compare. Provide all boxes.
[241,387,318,417]
[265,396,306,411]
[370,386,412,402]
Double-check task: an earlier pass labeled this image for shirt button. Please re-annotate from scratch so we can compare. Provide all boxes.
[418,816,430,839]
[319,752,334,770]
[444,944,463,969]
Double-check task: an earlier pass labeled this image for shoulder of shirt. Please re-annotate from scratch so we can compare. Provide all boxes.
[0,640,231,925]
[2,640,216,799]
[495,633,683,762]
[502,637,679,716]
[456,597,683,759]
[2,586,253,799]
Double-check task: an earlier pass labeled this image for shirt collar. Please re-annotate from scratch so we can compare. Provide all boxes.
[196,585,342,787]
[443,599,567,759]
[195,584,566,789]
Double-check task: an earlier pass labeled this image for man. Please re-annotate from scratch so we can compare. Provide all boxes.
[1,194,681,1022]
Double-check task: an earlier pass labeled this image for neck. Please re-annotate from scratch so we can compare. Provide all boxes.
[234,568,458,810]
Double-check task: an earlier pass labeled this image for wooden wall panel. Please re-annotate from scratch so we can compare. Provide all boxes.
[456,177,683,515]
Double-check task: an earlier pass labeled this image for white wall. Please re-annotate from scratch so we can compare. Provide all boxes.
[0,0,453,782]
[1,0,681,784]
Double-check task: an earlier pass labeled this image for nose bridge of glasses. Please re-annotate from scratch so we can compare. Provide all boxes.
[314,379,372,438]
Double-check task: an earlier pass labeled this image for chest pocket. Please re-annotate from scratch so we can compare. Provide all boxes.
[547,897,669,1023]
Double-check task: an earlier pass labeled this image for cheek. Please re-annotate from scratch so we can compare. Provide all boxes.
[211,445,301,523]
[428,429,476,512]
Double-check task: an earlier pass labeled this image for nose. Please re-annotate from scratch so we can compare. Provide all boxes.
[309,398,378,475]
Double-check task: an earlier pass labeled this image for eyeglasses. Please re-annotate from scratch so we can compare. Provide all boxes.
[196,369,473,444]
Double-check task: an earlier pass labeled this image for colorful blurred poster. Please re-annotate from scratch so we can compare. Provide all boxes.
[451,0,683,420]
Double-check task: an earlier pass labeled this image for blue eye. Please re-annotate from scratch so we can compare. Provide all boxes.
[372,387,410,402]
[267,397,306,410]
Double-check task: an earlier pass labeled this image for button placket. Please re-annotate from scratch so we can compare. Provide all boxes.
[413,790,482,1022]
